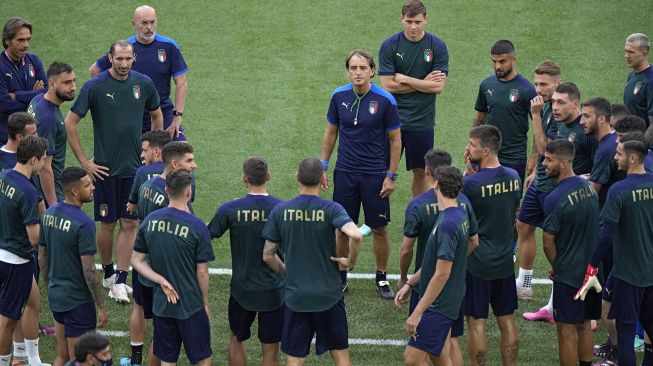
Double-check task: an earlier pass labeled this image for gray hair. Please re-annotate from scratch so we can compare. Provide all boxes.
[626,33,650,53]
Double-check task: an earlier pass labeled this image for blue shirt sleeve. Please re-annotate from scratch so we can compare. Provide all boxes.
[431,38,449,75]
[377,36,396,76]
[170,44,189,77]
[474,83,488,113]
[326,93,339,126]
[207,203,231,239]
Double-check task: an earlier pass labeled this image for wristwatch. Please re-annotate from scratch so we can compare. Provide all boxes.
[172,110,183,117]
[386,172,398,181]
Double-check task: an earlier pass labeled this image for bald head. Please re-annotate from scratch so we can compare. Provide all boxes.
[132,5,157,43]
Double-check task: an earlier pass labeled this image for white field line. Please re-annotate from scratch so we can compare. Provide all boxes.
[95,264,552,285]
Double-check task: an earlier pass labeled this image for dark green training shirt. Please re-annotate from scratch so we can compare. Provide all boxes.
[0,169,40,259]
[533,102,558,192]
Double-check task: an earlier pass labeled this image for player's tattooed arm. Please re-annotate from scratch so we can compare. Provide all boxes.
[473,111,486,127]
[262,241,285,274]
[81,254,105,310]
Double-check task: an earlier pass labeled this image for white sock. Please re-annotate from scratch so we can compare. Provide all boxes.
[517,268,533,287]
[0,354,9,366]
[543,285,554,313]
[12,342,26,357]
[25,338,42,365]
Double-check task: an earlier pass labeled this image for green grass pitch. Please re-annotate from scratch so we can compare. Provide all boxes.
[2,0,652,364]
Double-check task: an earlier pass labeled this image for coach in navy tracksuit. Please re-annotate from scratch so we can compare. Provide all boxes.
[0,17,47,145]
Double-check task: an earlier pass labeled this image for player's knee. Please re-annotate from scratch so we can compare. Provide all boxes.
[119,218,139,231]
[371,226,388,239]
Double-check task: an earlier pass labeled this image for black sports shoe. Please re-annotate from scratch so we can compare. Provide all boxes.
[376,280,394,300]
[593,342,611,358]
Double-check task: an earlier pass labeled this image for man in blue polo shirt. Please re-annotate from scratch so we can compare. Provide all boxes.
[321,49,401,300]
[0,17,47,145]
[90,5,189,141]
[623,33,652,127]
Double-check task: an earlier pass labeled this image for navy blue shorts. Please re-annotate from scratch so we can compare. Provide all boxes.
[602,270,614,302]
[228,296,282,343]
[503,163,526,188]
[333,171,390,228]
[451,305,464,338]
[553,281,601,324]
[608,278,653,325]
[465,272,518,319]
[52,302,96,338]
[0,260,32,320]
[281,298,348,357]
[93,176,137,222]
[517,185,549,227]
[132,271,153,319]
[401,129,434,171]
[153,309,212,364]
[407,310,452,357]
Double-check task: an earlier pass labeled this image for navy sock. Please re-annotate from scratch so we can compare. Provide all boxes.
[376,270,387,283]
[643,343,653,366]
[103,263,115,279]
[340,270,347,285]
[116,270,128,285]
[131,344,143,364]
[579,361,591,366]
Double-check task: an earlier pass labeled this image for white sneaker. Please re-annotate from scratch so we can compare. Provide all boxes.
[109,283,131,303]
[516,284,532,300]
[103,273,116,289]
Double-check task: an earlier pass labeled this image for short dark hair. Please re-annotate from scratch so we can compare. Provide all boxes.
[619,131,647,145]
[424,149,452,178]
[166,169,192,199]
[16,136,47,165]
[401,0,427,17]
[74,332,110,362]
[611,104,630,119]
[7,112,35,140]
[545,139,575,162]
[469,125,502,153]
[243,156,268,186]
[61,167,89,193]
[622,139,648,163]
[141,130,171,150]
[581,97,612,123]
[433,166,462,199]
[109,40,133,55]
[162,142,194,166]
[534,60,561,77]
[297,157,323,186]
[645,125,653,148]
[614,115,647,134]
[46,61,73,79]
[2,17,32,49]
[346,49,376,77]
[555,82,581,102]
[491,40,515,55]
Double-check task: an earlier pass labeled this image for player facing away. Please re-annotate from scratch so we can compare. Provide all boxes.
[0,17,47,145]
[131,169,213,366]
[473,39,536,184]
[90,5,189,140]
[0,136,49,366]
[378,0,448,197]
[463,125,521,366]
[395,165,478,366]
[262,157,362,366]
[27,62,76,206]
[39,167,108,366]
[320,49,401,300]
[0,112,37,169]
[208,157,284,366]
[125,141,197,366]
[65,40,163,304]
[576,138,653,366]
[399,149,478,366]
[540,140,600,366]
[623,33,653,127]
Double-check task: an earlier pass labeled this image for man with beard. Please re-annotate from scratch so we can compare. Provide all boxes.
[0,17,47,145]
[65,40,163,304]
[473,40,536,184]
[541,139,600,366]
[90,5,189,141]
[27,62,76,206]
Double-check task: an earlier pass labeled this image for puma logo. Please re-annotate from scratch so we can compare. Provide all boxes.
[341,102,350,108]
[5,73,12,79]
[106,93,115,100]
[396,52,405,60]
